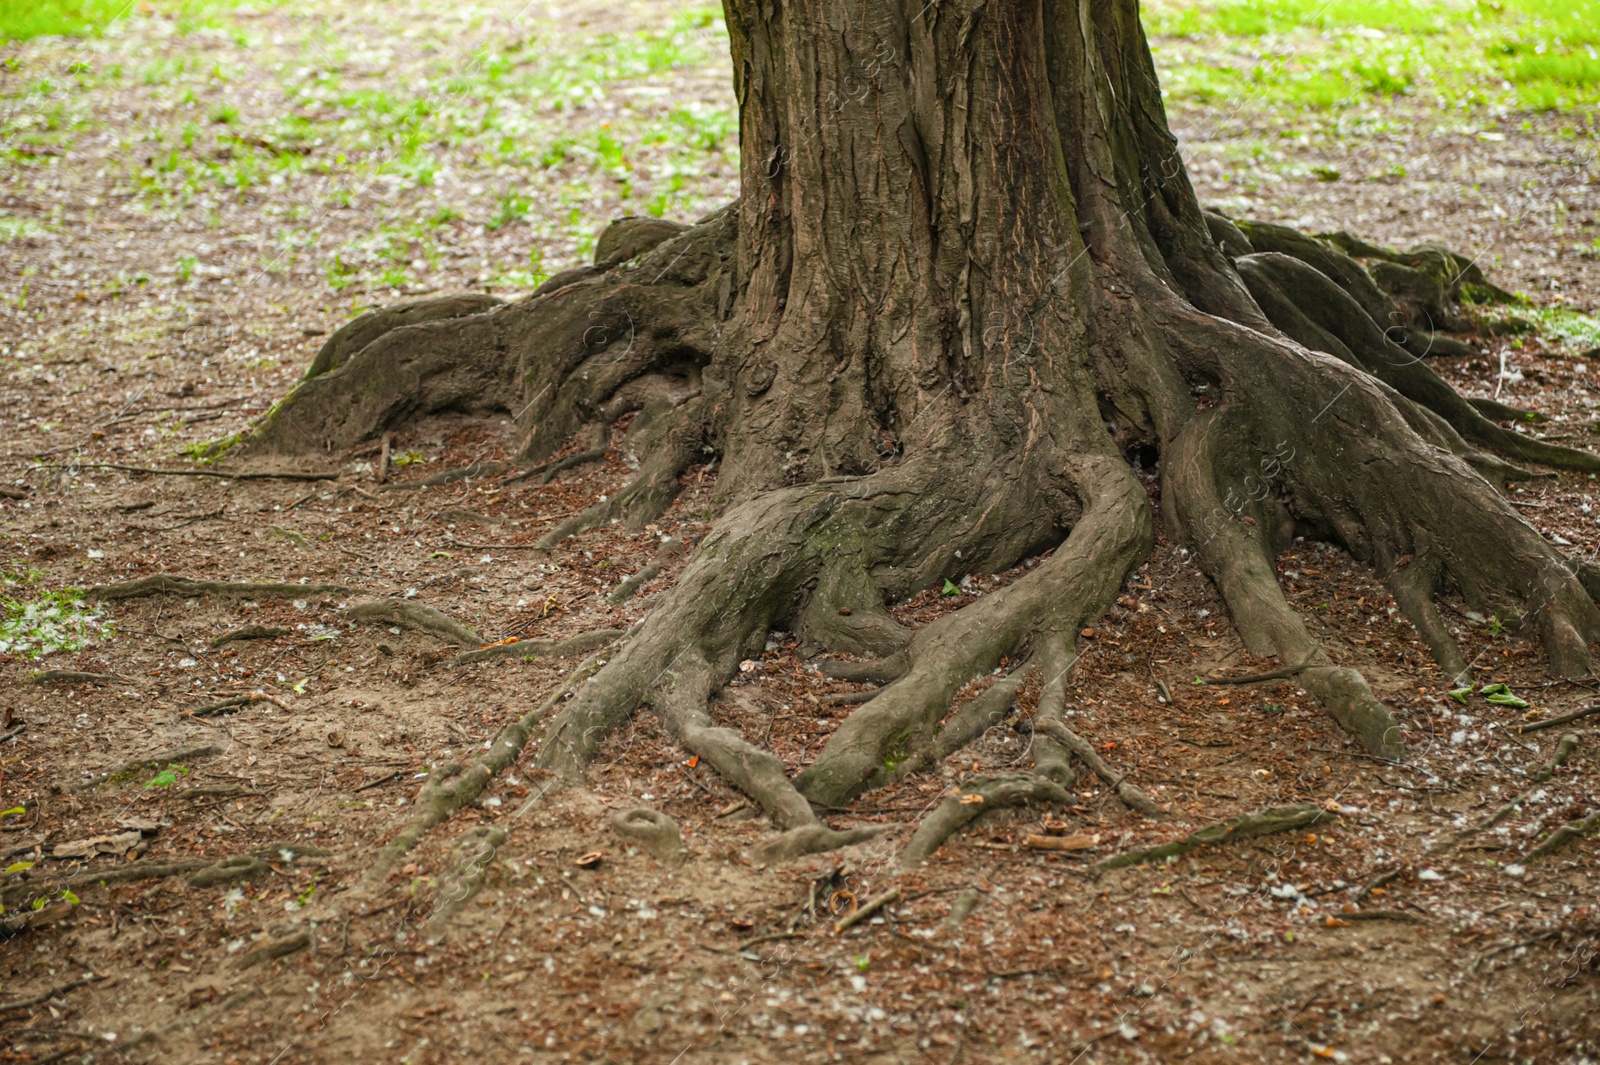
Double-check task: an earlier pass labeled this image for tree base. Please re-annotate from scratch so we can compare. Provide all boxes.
[233,206,1600,866]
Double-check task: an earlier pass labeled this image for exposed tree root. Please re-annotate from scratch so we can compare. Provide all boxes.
[834,887,900,933]
[1031,720,1163,816]
[426,825,508,942]
[655,657,816,829]
[1235,251,1600,474]
[890,664,1031,784]
[33,670,124,686]
[445,627,624,667]
[230,7,1600,871]
[1431,732,1580,855]
[381,460,510,491]
[607,807,683,863]
[190,692,285,718]
[344,598,479,646]
[1470,397,1548,424]
[608,536,692,605]
[91,575,348,601]
[900,773,1070,869]
[1526,808,1600,861]
[74,745,223,790]
[41,462,336,482]
[796,457,1151,807]
[306,294,505,380]
[211,625,288,645]
[360,652,606,888]
[1518,703,1600,734]
[817,655,910,686]
[1,845,327,910]
[238,931,311,969]
[751,824,885,867]
[1091,803,1333,873]
[1028,633,1079,788]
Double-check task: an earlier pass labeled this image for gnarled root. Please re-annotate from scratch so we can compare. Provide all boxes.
[900,773,1070,869]
[1028,632,1079,788]
[1150,283,1600,758]
[1032,719,1164,816]
[751,825,885,867]
[426,825,507,942]
[795,456,1152,807]
[238,209,732,463]
[887,663,1031,784]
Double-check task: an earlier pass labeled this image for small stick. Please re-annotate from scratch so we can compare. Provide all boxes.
[189,693,286,718]
[736,931,805,952]
[834,888,900,933]
[38,463,335,482]
[1518,703,1600,734]
[377,432,393,486]
[0,973,105,1012]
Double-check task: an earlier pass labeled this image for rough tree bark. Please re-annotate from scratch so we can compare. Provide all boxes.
[237,0,1600,858]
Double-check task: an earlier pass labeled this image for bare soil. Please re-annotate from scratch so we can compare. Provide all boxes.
[1,3,1597,1063]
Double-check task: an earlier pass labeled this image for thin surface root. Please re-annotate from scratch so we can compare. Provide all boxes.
[1032,720,1163,816]
[900,773,1070,868]
[1093,803,1333,873]
[751,825,885,866]
[91,575,348,601]
[446,627,624,667]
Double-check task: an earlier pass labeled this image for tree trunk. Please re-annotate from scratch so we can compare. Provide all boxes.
[237,0,1600,862]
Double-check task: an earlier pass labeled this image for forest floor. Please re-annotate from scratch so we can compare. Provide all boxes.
[1,1,1598,1063]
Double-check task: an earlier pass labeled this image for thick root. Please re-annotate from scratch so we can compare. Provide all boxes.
[889,663,1032,783]
[445,627,623,668]
[1028,632,1078,787]
[655,657,817,830]
[796,456,1152,807]
[1031,719,1163,816]
[1236,250,1600,473]
[361,652,606,888]
[607,535,692,605]
[426,825,507,942]
[91,575,348,600]
[345,598,479,646]
[304,293,504,380]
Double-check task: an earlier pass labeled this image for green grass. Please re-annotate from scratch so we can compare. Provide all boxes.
[0,580,111,658]
[1145,0,1600,114]
[0,0,273,41]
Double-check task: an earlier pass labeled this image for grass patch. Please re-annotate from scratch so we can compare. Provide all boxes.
[0,576,111,658]
[1,0,278,41]
[1145,0,1600,115]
